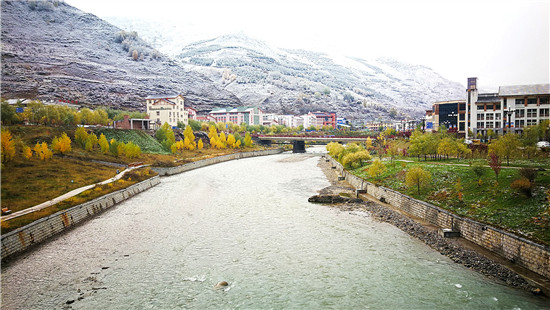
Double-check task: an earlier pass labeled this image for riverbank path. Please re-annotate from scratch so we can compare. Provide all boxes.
[1,165,146,222]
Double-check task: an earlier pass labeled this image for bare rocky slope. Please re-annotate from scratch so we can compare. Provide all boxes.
[176,33,467,119]
[0,0,241,112]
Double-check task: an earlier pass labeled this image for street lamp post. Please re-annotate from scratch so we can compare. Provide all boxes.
[506,107,515,135]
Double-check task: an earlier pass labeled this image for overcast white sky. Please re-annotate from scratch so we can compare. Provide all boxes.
[66,0,549,91]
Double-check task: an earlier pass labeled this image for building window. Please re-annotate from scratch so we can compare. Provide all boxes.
[486,122,494,128]
[540,97,549,105]
[486,104,493,110]
[486,113,494,120]
[459,103,466,111]
[527,109,537,118]
[477,122,484,128]
[495,113,501,120]
[515,109,525,118]
[156,111,160,116]
[459,114,465,121]
[515,120,525,128]
[495,104,501,110]
[527,98,537,105]
[526,119,537,126]
[495,122,500,129]
[503,98,507,109]
[477,114,484,120]
[540,109,549,117]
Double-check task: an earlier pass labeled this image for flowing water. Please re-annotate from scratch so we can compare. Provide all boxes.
[1,149,548,309]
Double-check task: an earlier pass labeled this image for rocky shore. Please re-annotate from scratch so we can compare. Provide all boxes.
[316,157,544,295]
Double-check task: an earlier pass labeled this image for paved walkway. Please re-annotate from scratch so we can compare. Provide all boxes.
[1,165,144,222]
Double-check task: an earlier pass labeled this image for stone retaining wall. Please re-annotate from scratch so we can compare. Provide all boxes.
[328,156,550,279]
[1,176,161,261]
[152,149,283,176]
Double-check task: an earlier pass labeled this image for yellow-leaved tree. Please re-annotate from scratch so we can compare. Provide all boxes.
[34,142,53,160]
[198,139,204,150]
[1,129,16,163]
[244,132,253,147]
[23,145,33,160]
[183,126,196,150]
[52,132,72,154]
[405,166,432,195]
[227,134,236,148]
[74,126,88,148]
[98,133,109,154]
[125,142,141,159]
[367,158,386,180]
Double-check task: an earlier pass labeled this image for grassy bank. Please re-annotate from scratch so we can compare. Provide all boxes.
[1,167,156,234]
[1,155,118,213]
[349,158,550,245]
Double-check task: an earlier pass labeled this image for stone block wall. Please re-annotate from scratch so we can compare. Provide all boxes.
[328,156,550,279]
[1,176,160,260]
[152,149,283,176]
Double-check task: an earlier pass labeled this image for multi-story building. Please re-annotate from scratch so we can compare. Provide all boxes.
[209,106,264,125]
[309,111,337,129]
[500,84,550,134]
[184,106,197,121]
[467,78,550,138]
[146,94,188,127]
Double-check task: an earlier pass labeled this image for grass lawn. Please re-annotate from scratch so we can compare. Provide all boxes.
[1,155,118,212]
[351,157,550,245]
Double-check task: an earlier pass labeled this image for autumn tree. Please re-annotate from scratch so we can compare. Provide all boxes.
[74,126,89,148]
[51,132,72,154]
[98,133,109,154]
[386,140,399,165]
[183,126,196,150]
[23,145,33,160]
[1,129,16,163]
[34,142,53,160]
[227,134,237,148]
[365,137,373,150]
[156,122,176,151]
[367,158,386,179]
[437,137,456,159]
[125,142,141,159]
[198,138,204,150]
[244,132,253,147]
[488,153,502,182]
[406,166,432,195]
[488,133,520,166]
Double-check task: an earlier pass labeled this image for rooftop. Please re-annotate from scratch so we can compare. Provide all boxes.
[499,84,550,96]
[145,94,181,100]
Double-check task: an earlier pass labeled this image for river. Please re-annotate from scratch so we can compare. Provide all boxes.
[1,149,548,309]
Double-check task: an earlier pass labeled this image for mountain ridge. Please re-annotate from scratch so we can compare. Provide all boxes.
[0,0,241,112]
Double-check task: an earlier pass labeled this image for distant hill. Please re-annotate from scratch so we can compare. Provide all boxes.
[105,16,467,120]
[174,33,466,119]
[0,0,241,112]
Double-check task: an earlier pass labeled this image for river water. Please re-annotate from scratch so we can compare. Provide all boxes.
[1,149,548,309]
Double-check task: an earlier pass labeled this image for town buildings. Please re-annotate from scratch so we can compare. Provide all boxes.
[146,94,188,127]
[208,106,264,125]
[426,78,550,138]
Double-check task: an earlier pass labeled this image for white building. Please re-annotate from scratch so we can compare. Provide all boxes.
[146,94,188,127]
[466,78,550,138]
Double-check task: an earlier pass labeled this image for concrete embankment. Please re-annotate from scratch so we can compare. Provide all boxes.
[323,156,550,293]
[1,176,161,261]
[1,149,283,262]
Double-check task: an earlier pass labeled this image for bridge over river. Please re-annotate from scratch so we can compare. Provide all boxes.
[255,135,369,152]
